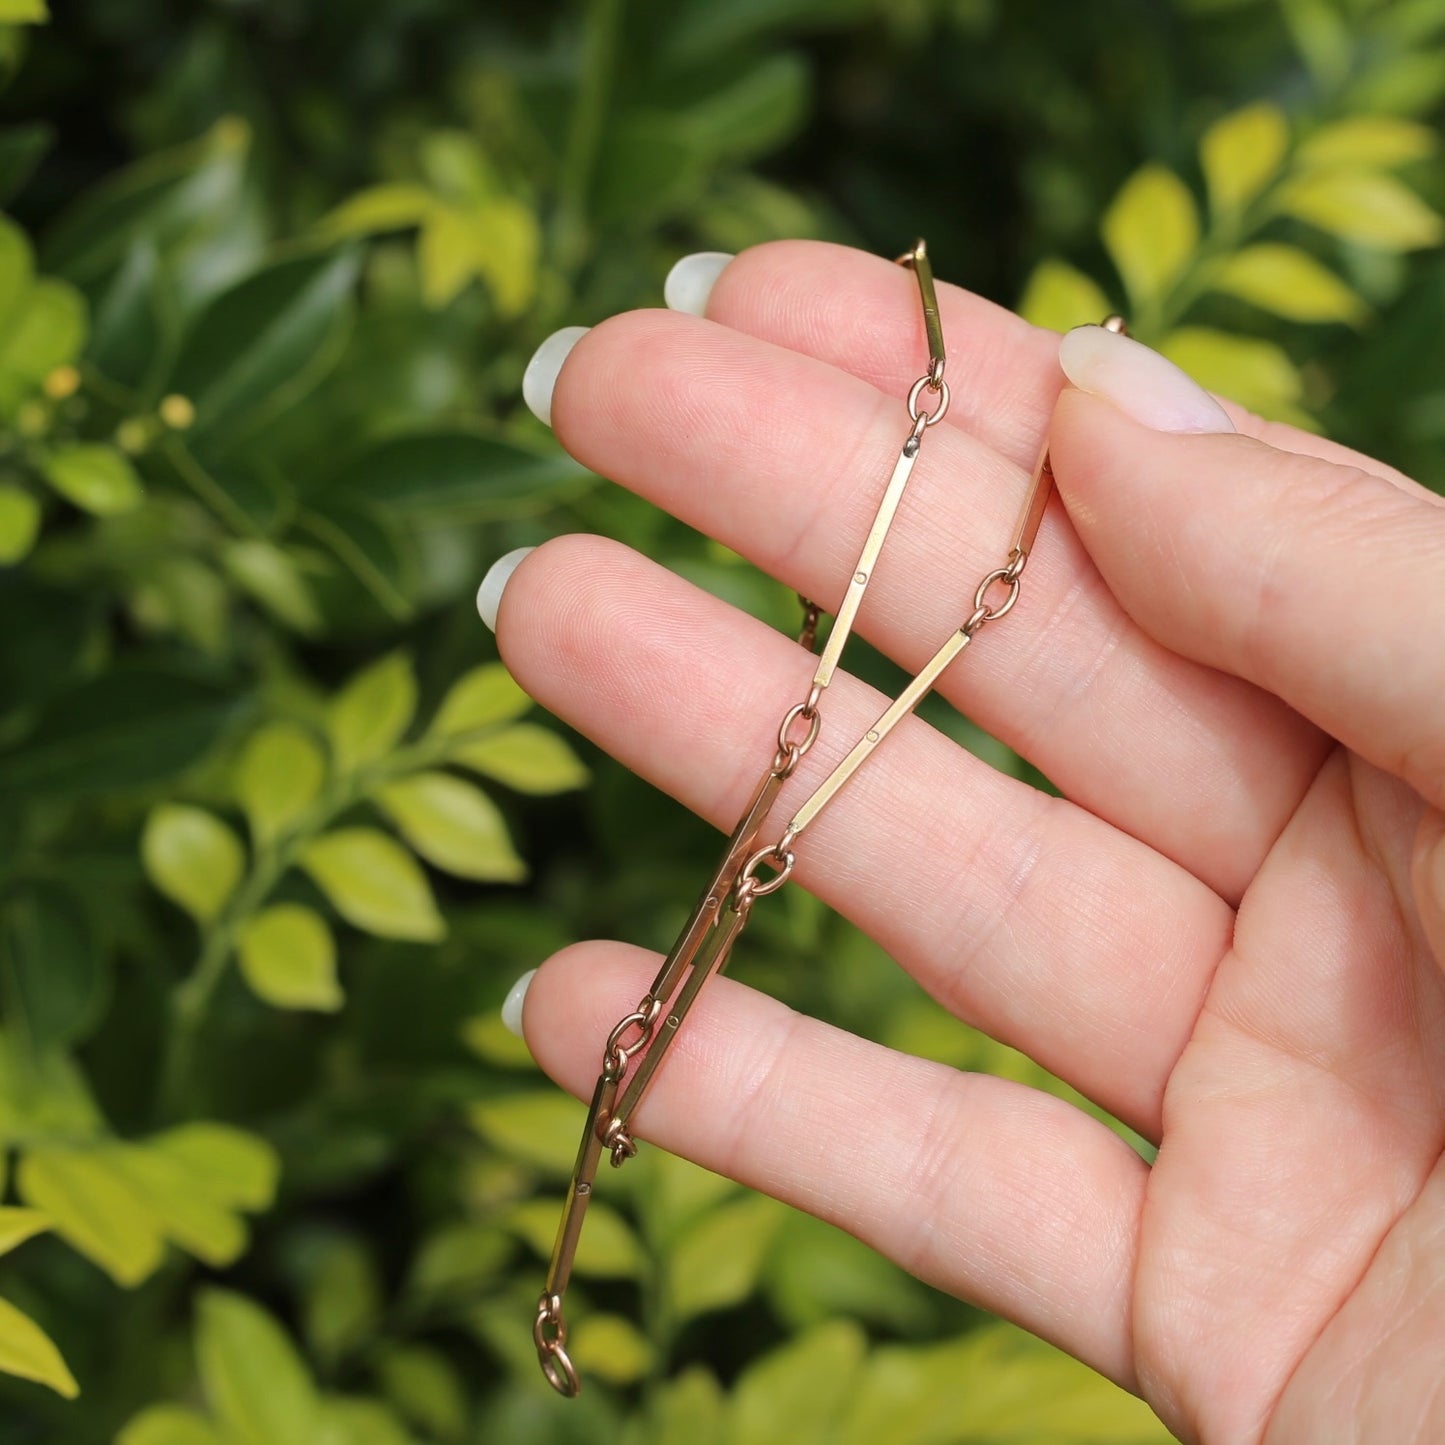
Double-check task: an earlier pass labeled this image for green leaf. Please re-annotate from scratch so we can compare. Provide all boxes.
[329,433,589,522]
[300,828,445,942]
[0,279,87,413]
[1101,164,1200,309]
[1210,243,1367,323]
[299,1233,382,1366]
[235,722,326,846]
[729,1322,867,1445]
[222,540,323,635]
[0,1294,77,1399]
[18,1146,166,1285]
[299,500,416,622]
[196,1288,320,1445]
[467,1092,585,1174]
[632,1367,725,1445]
[326,652,416,777]
[375,772,527,882]
[142,804,245,926]
[1200,102,1289,216]
[1016,258,1112,332]
[0,1207,49,1256]
[570,1314,654,1387]
[1160,326,1306,421]
[1277,169,1444,250]
[668,1193,785,1324]
[1298,115,1438,169]
[417,198,539,315]
[314,1398,416,1445]
[405,1222,513,1308]
[449,723,589,795]
[318,184,435,238]
[0,880,103,1052]
[168,249,360,445]
[0,124,50,209]
[118,1405,226,1445]
[0,1032,104,1144]
[0,667,240,797]
[147,1123,279,1211]
[426,663,530,739]
[40,444,143,516]
[106,1143,248,1266]
[376,1345,468,1443]
[0,214,33,329]
[506,1198,644,1279]
[89,238,162,387]
[1346,49,1445,116]
[238,904,341,1012]
[0,482,39,564]
[0,2,48,26]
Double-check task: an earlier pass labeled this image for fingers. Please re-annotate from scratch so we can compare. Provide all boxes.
[521,939,1149,1390]
[1048,326,1445,813]
[545,306,1326,902]
[1414,808,1445,978]
[496,535,1233,1138]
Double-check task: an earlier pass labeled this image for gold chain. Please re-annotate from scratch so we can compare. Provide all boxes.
[532,242,1124,1395]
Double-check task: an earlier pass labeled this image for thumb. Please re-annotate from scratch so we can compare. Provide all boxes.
[1048,324,1445,814]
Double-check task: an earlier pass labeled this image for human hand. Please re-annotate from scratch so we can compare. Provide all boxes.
[486,241,1445,1443]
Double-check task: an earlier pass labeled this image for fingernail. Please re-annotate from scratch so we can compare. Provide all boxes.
[476,546,535,632]
[1059,325,1235,435]
[664,252,733,316]
[522,325,589,427]
[501,968,536,1037]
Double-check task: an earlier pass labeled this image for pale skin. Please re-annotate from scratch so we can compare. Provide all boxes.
[496,240,1445,1443]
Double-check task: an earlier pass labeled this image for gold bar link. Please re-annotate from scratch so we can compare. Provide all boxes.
[901,237,946,380]
[788,628,972,839]
[811,430,925,692]
[1010,438,1054,563]
[544,1067,620,1301]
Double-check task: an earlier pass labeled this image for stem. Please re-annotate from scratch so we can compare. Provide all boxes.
[554,0,623,278]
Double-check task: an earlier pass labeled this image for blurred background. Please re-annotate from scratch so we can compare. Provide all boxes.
[0,1,1441,1441]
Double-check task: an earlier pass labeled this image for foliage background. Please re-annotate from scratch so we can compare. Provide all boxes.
[0,0,1441,1440]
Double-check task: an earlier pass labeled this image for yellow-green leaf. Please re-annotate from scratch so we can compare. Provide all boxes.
[417,198,539,316]
[105,1144,247,1267]
[300,828,445,941]
[1016,259,1112,333]
[426,662,530,740]
[319,184,435,238]
[730,1321,867,1445]
[468,1092,585,1174]
[118,1404,226,1445]
[450,723,589,795]
[222,540,322,635]
[1200,102,1289,217]
[1277,169,1444,250]
[0,280,86,411]
[147,1123,279,1212]
[1210,243,1367,323]
[326,653,416,777]
[1160,327,1306,422]
[569,1313,655,1386]
[507,1198,644,1279]
[40,444,143,516]
[238,904,341,1012]
[0,483,39,564]
[668,1194,785,1324]
[375,772,526,882]
[1101,164,1200,308]
[0,1294,77,1398]
[141,804,246,926]
[0,1207,48,1256]
[235,723,326,846]
[18,1147,166,1286]
[197,1288,320,1445]
[1298,114,1437,169]
[376,1345,468,1443]
[0,0,49,21]
[459,1012,533,1068]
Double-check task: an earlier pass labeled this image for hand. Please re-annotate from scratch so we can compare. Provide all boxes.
[487,241,1445,1443]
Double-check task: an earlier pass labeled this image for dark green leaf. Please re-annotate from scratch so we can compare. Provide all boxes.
[168,248,360,446]
[0,880,105,1052]
[0,122,50,206]
[0,665,242,796]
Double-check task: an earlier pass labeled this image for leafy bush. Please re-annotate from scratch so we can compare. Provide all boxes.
[0,0,1440,1440]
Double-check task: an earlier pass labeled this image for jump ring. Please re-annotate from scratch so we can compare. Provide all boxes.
[777,701,822,761]
[971,566,1021,623]
[738,844,795,899]
[907,374,951,427]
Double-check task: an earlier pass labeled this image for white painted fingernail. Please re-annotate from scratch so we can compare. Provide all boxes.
[501,968,537,1037]
[1059,325,1235,435]
[664,252,733,316]
[522,325,589,427]
[476,546,535,632]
